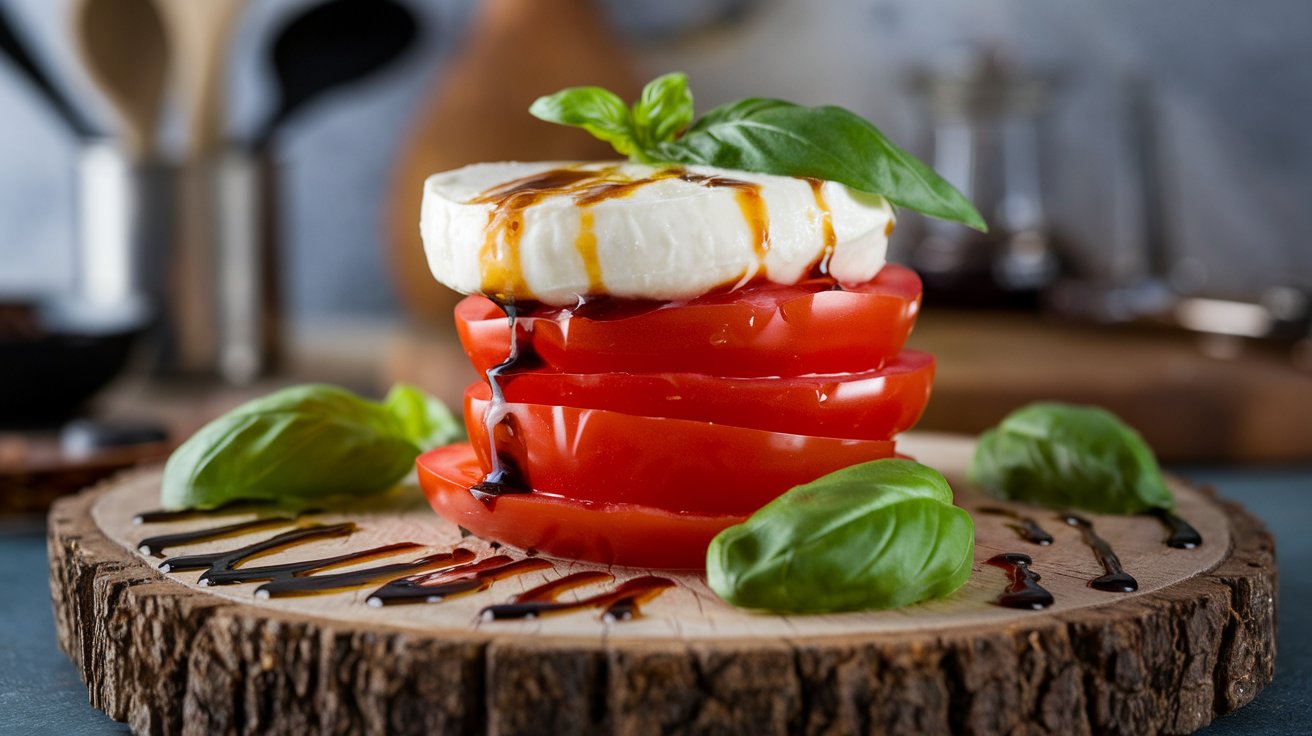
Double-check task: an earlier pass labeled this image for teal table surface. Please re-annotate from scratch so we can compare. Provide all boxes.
[2,465,1308,735]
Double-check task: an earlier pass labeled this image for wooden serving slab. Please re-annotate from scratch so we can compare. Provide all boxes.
[48,433,1275,736]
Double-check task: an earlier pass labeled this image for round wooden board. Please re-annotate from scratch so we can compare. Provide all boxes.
[48,433,1276,736]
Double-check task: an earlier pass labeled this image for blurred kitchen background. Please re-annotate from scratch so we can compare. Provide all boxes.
[3,0,1311,507]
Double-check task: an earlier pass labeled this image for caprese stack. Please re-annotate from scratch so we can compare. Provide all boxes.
[415,161,934,568]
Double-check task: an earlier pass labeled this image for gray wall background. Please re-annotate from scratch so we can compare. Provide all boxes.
[2,0,1309,318]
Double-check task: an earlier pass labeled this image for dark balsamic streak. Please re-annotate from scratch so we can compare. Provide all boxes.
[366,555,553,607]
[138,516,297,557]
[477,570,613,618]
[198,541,423,586]
[977,507,1054,546]
[480,575,676,622]
[1150,508,1203,549]
[1061,515,1139,592]
[470,301,534,504]
[253,548,477,599]
[133,500,280,524]
[602,597,643,622]
[158,523,356,573]
[986,553,1054,610]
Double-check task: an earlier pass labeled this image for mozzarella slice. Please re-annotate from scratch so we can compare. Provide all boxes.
[420,160,894,305]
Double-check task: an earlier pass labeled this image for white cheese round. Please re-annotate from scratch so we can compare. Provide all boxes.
[419,160,894,305]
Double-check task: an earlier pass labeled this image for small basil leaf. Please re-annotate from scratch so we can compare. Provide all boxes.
[384,383,463,449]
[631,71,694,150]
[654,98,986,231]
[161,384,455,510]
[528,85,640,159]
[967,402,1175,514]
[706,459,975,613]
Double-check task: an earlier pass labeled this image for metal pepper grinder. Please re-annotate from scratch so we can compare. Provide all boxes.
[80,143,282,385]
[902,49,1063,309]
[169,147,282,384]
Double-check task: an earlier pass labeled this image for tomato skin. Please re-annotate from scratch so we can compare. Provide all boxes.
[418,443,741,568]
[455,264,922,377]
[495,351,934,441]
[462,382,898,516]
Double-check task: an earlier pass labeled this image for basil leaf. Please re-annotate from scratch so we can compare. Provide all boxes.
[706,459,975,613]
[967,402,1175,514]
[528,85,640,159]
[383,383,462,449]
[630,71,693,151]
[530,74,986,230]
[655,98,986,231]
[161,383,459,510]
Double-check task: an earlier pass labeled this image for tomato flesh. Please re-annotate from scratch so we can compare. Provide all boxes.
[462,382,898,516]
[418,443,741,568]
[455,264,922,377]
[425,266,933,569]
[495,351,934,441]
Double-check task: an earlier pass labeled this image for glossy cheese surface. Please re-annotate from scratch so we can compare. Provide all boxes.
[420,161,895,305]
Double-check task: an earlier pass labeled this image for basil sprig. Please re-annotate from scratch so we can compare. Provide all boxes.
[967,402,1175,514]
[530,72,985,231]
[706,459,974,613]
[162,384,461,510]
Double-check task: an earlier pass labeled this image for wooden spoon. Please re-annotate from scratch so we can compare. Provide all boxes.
[152,0,246,157]
[70,0,168,158]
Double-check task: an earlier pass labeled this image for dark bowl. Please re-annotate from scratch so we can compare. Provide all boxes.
[0,297,148,424]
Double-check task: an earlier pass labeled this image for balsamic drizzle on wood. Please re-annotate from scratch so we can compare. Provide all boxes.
[480,574,676,622]
[1061,515,1139,593]
[198,541,422,587]
[133,508,677,624]
[977,507,1055,546]
[133,500,280,524]
[158,523,356,573]
[366,555,553,606]
[986,553,1055,610]
[254,548,477,599]
[1150,508,1203,549]
[138,516,297,557]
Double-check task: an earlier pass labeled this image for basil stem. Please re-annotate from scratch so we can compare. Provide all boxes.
[530,73,986,231]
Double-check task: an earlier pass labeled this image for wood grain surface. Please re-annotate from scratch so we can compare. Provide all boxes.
[48,433,1276,735]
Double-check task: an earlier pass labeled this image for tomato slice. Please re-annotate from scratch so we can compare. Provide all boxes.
[456,264,922,377]
[419,443,737,568]
[462,382,898,515]
[494,351,934,441]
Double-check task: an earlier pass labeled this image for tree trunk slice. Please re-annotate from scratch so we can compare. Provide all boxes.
[47,433,1276,736]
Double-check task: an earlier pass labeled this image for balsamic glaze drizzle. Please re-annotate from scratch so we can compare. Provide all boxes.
[1150,509,1203,549]
[1061,515,1139,593]
[134,509,676,624]
[977,507,1055,546]
[470,301,534,504]
[480,575,675,622]
[133,500,279,524]
[254,548,477,599]
[986,553,1055,610]
[365,555,553,606]
[158,523,356,573]
[138,516,297,557]
[197,541,423,587]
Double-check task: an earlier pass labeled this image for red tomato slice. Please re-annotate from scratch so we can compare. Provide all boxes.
[462,382,898,516]
[495,351,934,441]
[419,443,737,568]
[456,264,922,377]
